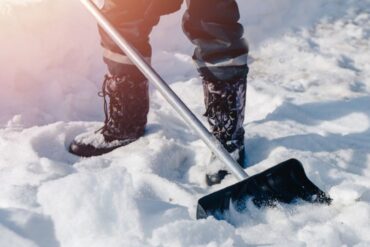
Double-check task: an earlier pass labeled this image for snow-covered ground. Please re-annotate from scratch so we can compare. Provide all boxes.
[1,0,370,246]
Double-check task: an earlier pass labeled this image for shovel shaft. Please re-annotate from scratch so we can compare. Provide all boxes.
[81,0,249,180]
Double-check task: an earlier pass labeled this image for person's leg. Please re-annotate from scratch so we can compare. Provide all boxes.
[70,0,182,157]
[182,0,249,185]
[70,0,183,157]
[99,0,183,75]
[183,0,249,81]
[99,0,159,79]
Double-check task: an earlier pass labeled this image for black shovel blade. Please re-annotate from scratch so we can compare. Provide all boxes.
[197,159,332,220]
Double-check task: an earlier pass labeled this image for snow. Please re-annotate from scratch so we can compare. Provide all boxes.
[1,0,370,246]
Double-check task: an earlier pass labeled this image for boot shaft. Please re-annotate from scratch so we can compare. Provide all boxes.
[203,77,247,154]
[101,74,149,142]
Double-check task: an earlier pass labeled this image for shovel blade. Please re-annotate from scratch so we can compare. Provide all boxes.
[197,159,332,220]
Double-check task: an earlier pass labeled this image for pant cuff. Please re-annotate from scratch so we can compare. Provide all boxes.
[102,48,151,65]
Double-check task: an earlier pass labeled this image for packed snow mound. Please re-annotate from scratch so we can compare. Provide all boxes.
[1,0,370,246]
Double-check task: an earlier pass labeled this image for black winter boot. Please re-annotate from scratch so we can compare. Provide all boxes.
[69,74,149,157]
[203,76,247,186]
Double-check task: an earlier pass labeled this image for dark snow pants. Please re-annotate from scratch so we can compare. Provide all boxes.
[99,0,249,81]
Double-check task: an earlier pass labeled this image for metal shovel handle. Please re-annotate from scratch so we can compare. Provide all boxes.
[81,0,249,180]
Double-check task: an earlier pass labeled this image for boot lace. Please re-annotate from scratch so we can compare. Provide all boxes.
[203,79,247,153]
[95,75,121,134]
[204,85,237,141]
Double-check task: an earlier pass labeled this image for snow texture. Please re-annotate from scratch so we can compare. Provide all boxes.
[1,0,370,246]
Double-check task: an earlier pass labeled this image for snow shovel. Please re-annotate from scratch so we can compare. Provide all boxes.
[81,0,332,220]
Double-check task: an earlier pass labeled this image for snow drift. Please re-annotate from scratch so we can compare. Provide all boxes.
[1,0,370,246]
